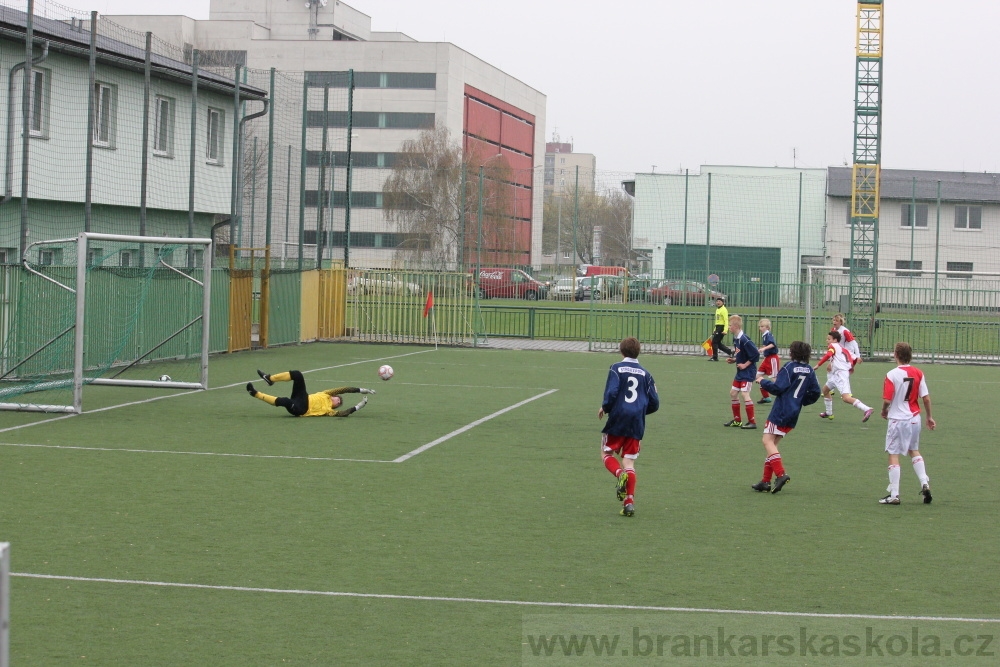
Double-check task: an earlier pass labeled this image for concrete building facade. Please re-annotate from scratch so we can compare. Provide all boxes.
[109,0,547,269]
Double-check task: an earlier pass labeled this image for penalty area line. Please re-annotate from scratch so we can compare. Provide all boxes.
[0,442,389,463]
[10,573,1000,624]
[393,389,558,463]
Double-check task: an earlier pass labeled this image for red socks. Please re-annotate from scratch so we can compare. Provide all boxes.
[760,388,770,398]
[732,401,756,424]
[765,453,785,478]
[604,455,622,477]
[626,469,636,497]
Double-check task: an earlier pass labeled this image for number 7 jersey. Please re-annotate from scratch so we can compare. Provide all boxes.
[601,358,660,440]
[883,365,928,420]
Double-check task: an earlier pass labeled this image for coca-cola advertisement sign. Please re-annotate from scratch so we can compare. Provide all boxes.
[479,270,505,281]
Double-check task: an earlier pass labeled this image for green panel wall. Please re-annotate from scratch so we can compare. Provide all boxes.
[268,270,302,346]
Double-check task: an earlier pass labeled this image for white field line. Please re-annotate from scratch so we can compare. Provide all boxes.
[10,573,999,624]
[0,349,435,435]
[0,386,559,464]
[392,389,559,463]
[0,442,388,463]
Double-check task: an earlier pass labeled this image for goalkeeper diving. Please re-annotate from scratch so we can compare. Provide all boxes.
[246,369,374,417]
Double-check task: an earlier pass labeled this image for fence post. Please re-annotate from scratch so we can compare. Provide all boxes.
[681,168,689,283]
[187,50,199,266]
[933,180,941,363]
[265,68,275,249]
[18,1,35,259]
[573,166,579,270]
[83,10,97,234]
[795,171,803,302]
[316,84,329,269]
[230,64,241,250]
[139,32,152,264]
[705,172,712,282]
[344,69,355,268]
[297,78,308,270]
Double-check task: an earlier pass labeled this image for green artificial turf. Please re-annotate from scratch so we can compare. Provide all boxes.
[1,342,997,665]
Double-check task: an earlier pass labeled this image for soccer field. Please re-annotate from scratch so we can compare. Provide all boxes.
[1,342,998,665]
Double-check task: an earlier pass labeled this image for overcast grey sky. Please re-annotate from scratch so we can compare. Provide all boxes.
[97,0,1000,174]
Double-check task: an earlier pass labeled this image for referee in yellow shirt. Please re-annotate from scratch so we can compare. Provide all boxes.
[247,370,374,417]
[710,297,734,361]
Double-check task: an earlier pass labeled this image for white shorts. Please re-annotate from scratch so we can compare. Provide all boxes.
[885,418,922,455]
[824,371,852,396]
[763,421,792,437]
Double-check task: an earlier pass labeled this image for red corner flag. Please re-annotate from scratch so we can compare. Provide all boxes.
[423,290,434,318]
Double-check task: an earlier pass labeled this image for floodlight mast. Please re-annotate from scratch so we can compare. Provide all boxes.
[848,0,884,357]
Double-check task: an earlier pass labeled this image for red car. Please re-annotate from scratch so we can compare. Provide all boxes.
[646,280,726,306]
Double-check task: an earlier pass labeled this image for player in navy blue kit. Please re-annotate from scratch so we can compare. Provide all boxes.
[723,315,761,429]
[599,337,660,517]
[751,341,821,493]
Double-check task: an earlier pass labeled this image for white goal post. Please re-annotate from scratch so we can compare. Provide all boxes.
[0,232,213,414]
[0,542,8,667]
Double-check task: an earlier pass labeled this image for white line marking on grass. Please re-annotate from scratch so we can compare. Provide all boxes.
[393,389,559,463]
[0,442,389,463]
[0,349,434,435]
[11,573,1000,624]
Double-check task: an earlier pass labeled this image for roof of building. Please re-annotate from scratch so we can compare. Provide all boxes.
[828,167,1000,202]
[0,5,266,99]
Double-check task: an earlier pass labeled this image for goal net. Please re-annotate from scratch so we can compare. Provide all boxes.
[0,233,212,414]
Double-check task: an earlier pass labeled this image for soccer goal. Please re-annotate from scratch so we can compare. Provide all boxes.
[0,233,213,414]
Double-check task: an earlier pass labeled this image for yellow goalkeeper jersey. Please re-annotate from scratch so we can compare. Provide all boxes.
[303,392,336,417]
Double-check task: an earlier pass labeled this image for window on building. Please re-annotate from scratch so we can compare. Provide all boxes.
[0,248,12,264]
[153,96,174,157]
[93,82,116,147]
[120,249,136,267]
[901,203,928,228]
[842,257,871,274]
[954,205,982,230]
[206,108,224,164]
[188,247,205,268]
[946,261,973,279]
[29,69,50,137]
[86,248,104,266]
[895,259,922,277]
[39,249,55,265]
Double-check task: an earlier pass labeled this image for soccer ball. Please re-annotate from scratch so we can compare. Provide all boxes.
[378,365,394,381]
[159,374,171,382]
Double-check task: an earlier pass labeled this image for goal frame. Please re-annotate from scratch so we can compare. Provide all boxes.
[0,232,213,414]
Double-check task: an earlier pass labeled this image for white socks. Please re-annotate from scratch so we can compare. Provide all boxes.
[824,398,834,414]
[852,398,871,412]
[887,464,901,497]
[912,456,929,485]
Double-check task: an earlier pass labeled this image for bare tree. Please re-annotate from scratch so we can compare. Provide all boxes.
[382,126,513,270]
[543,185,633,270]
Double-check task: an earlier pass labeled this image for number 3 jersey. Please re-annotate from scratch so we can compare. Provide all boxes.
[601,358,660,440]
[883,365,928,420]
[758,361,821,428]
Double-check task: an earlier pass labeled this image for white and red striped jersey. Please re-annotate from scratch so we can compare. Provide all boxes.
[883,365,929,420]
[835,325,861,362]
[817,342,854,374]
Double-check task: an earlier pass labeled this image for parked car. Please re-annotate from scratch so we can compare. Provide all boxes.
[646,280,726,306]
[625,277,657,302]
[347,272,422,296]
[475,268,548,300]
[574,276,604,300]
[550,278,579,300]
